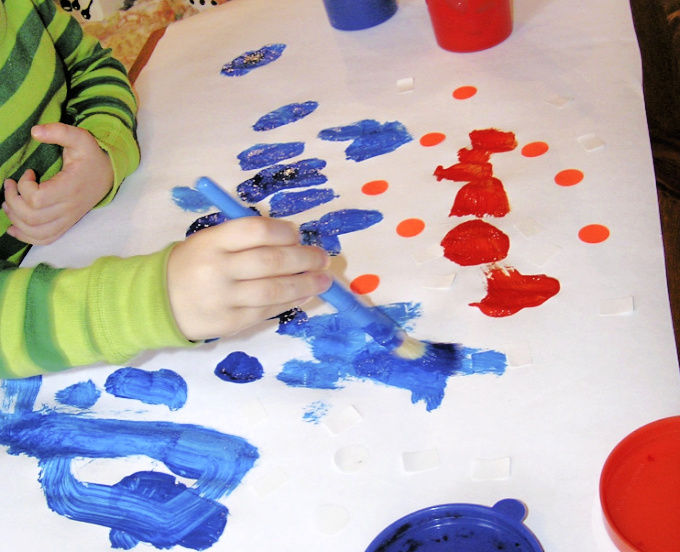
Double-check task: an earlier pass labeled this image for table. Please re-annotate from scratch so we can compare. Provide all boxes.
[3,0,680,550]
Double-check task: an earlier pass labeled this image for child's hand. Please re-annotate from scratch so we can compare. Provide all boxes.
[2,123,114,245]
[167,217,333,341]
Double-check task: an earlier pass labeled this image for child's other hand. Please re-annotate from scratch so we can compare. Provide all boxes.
[2,123,114,245]
[167,217,333,341]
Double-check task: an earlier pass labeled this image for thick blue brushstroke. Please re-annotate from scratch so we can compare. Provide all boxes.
[220,43,286,76]
[238,142,305,171]
[237,158,328,202]
[55,380,100,409]
[172,186,215,213]
[0,377,258,551]
[105,368,187,411]
[214,352,264,383]
[269,188,337,217]
[253,101,319,131]
[318,119,413,161]
[299,208,383,255]
[277,305,506,411]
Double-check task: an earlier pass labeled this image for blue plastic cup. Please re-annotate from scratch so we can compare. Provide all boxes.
[322,0,398,31]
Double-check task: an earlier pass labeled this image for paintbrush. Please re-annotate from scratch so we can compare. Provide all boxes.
[195,176,426,360]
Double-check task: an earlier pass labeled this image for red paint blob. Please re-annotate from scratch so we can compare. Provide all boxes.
[450,178,510,218]
[579,224,610,244]
[434,162,493,182]
[362,179,389,195]
[397,218,425,237]
[469,129,518,153]
[470,267,561,317]
[420,132,446,147]
[350,274,380,295]
[521,141,549,157]
[453,86,477,100]
[554,169,584,187]
[441,219,510,266]
[457,146,491,164]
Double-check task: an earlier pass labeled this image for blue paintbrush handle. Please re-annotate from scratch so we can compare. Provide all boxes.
[195,176,405,350]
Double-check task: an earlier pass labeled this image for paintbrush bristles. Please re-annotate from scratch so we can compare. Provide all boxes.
[393,333,427,360]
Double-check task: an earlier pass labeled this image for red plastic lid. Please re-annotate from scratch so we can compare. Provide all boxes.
[600,416,680,552]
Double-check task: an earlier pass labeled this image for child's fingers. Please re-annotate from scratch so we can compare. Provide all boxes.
[206,217,303,251]
[31,123,93,151]
[230,271,332,309]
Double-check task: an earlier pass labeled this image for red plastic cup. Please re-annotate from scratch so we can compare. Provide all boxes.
[425,0,513,52]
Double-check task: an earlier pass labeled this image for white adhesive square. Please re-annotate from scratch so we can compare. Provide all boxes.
[412,244,444,264]
[239,398,268,425]
[515,218,544,238]
[578,133,606,152]
[423,273,456,290]
[250,467,289,498]
[324,405,363,435]
[315,504,350,535]
[505,341,533,368]
[544,94,573,108]
[525,242,562,267]
[397,77,415,93]
[471,457,511,480]
[402,449,440,472]
[599,296,634,316]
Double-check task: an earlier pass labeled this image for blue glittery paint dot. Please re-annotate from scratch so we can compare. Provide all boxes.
[237,158,327,202]
[221,43,286,76]
[172,186,215,213]
[299,208,383,255]
[269,188,337,217]
[253,101,319,131]
[318,119,413,161]
[238,142,305,171]
[215,352,264,383]
[55,380,101,409]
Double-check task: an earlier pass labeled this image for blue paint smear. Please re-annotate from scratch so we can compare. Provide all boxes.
[172,186,215,213]
[55,380,100,409]
[237,158,328,202]
[105,368,188,411]
[253,101,319,131]
[318,119,413,161]
[299,208,383,255]
[302,400,329,424]
[238,142,306,171]
[220,43,286,76]
[0,376,258,551]
[277,305,506,411]
[269,188,337,217]
[215,352,264,383]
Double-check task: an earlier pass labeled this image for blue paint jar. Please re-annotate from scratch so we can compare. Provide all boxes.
[322,0,397,31]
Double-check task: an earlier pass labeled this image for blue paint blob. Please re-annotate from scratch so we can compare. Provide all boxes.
[186,211,228,237]
[55,380,101,409]
[276,304,506,411]
[172,186,215,213]
[0,377,258,551]
[318,119,413,161]
[238,142,305,171]
[105,368,188,411]
[253,101,319,131]
[237,158,328,202]
[299,208,383,255]
[214,352,264,383]
[269,188,337,217]
[220,43,286,76]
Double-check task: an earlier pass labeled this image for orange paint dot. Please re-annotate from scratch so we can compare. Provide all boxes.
[555,169,584,187]
[420,132,446,147]
[362,179,389,195]
[521,141,549,157]
[579,224,610,244]
[350,274,380,295]
[396,218,425,237]
[453,85,477,100]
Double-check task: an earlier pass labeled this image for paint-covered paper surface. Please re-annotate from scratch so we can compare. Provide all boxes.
[6,0,680,551]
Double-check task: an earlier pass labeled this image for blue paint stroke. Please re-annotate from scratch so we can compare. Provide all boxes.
[220,43,286,76]
[299,208,383,255]
[277,305,506,411]
[237,158,328,202]
[318,119,413,162]
[253,101,319,131]
[105,368,188,411]
[238,142,305,171]
[269,188,337,217]
[172,186,215,213]
[302,400,330,424]
[215,352,264,383]
[0,377,259,551]
[55,380,100,409]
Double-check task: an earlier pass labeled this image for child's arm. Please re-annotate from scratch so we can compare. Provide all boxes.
[0,218,331,379]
